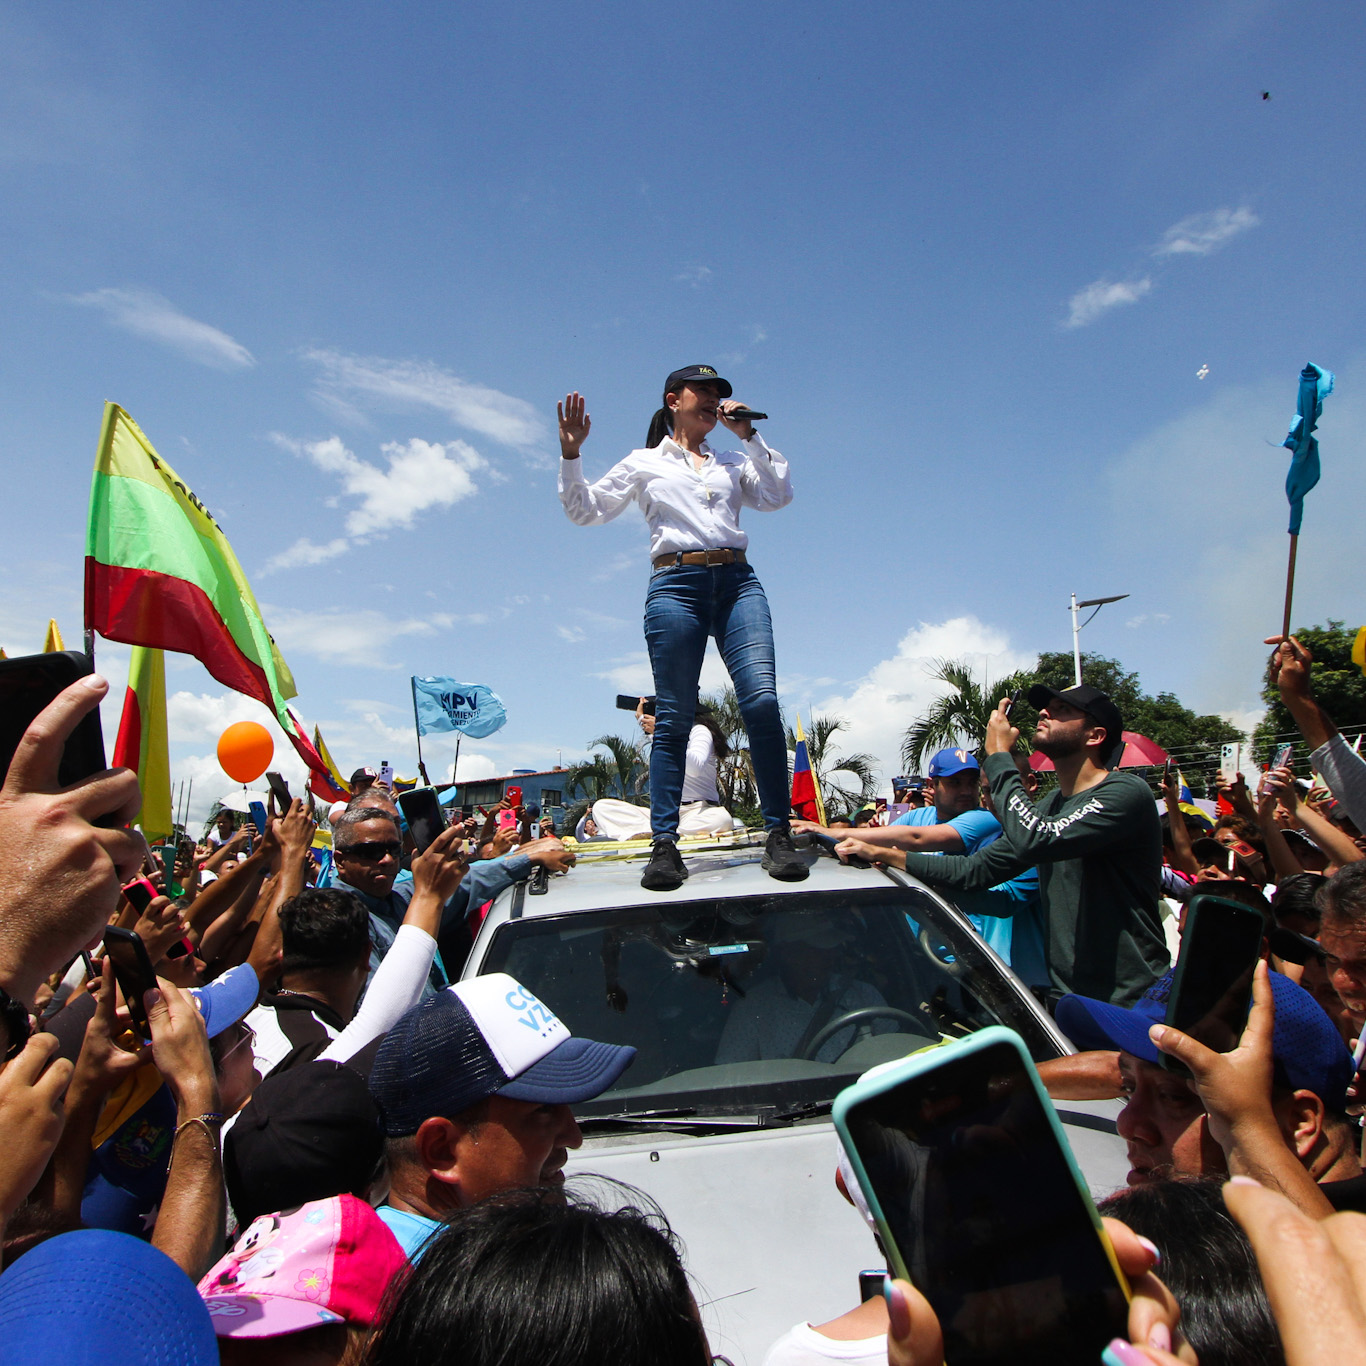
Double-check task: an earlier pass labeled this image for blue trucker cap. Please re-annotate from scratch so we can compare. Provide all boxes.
[1057,968,1353,1111]
[369,974,636,1137]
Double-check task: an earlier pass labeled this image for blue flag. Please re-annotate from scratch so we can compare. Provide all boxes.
[1282,362,1334,535]
[411,677,508,738]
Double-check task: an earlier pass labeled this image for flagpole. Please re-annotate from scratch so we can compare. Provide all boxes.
[1281,533,1299,641]
[411,678,431,788]
[451,732,462,789]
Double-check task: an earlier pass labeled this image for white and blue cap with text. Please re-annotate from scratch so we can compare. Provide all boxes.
[369,973,636,1136]
[927,747,980,778]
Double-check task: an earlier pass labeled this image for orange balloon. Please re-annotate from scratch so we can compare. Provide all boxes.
[217,721,274,784]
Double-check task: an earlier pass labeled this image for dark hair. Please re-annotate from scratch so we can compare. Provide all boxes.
[1198,879,1272,917]
[1214,814,1265,853]
[1272,871,1325,930]
[365,1186,708,1366]
[334,807,400,847]
[645,405,674,448]
[1322,860,1366,928]
[1098,1179,1283,1366]
[696,713,731,763]
[278,888,371,975]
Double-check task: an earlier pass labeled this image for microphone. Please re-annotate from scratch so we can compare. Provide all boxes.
[727,406,767,422]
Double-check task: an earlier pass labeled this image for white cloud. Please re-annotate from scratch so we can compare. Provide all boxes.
[1125,613,1171,629]
[263,605,454,669]
[557,625,587,644]
[263,536,350,574]
[66,287,255,369]
[591,650,731,697]
[1154,206,1259,257]
[674,265,712,288]
[302,349,547,452]
[1064,277,1152,328]
[813,617,1037,785]
[276,434,484,538]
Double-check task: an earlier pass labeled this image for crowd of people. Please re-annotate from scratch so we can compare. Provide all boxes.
[0,629,1364,1366]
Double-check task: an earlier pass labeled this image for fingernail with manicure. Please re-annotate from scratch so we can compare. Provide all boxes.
[1147,1322,1171,1353]
[144,988,162,1007]
[1227,1175,1261,1187]
[1134,1234,1161,1268]
[1102,1341,1149,1366]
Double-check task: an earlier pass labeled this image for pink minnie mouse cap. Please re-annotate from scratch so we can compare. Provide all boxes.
[198,1194,405,1339]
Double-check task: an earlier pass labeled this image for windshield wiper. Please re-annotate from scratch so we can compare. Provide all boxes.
[579,1100,835,1133]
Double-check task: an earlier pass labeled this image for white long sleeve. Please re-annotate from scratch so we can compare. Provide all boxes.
[318,923,437,1065]
[1311,734,1366,832]
[558,432,792,560]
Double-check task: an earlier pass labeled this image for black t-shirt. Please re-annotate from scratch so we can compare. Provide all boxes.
[1321,1172,1366,1213]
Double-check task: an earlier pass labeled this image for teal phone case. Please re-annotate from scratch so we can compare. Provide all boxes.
[831,1026,1127,1295]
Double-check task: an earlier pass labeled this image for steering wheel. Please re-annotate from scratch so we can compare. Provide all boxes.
[918,926,965,979]
[801,1007,924,1060]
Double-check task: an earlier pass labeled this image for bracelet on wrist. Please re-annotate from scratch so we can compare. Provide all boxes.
[174,1112,225,1144]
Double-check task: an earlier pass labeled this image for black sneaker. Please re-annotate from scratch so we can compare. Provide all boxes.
[763,824,810,882]
[640,839,688,891]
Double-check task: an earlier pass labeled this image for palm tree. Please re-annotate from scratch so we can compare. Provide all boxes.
[700,688,758,813]
[586,732,650,801]
[785,712,879,815]
[900,658,1036,773]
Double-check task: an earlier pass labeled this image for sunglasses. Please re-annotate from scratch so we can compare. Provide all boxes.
[217,1021,256,1065]
[337,840,402,862]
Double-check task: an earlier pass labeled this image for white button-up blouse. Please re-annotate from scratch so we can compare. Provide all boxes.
[558,432,793,561]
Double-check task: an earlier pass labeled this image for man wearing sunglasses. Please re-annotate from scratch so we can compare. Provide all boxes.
[332,806,575,995]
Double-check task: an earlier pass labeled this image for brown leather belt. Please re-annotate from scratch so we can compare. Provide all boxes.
[651,548,748,569]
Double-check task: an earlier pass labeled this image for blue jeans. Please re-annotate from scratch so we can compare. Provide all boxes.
[643,562,790,838]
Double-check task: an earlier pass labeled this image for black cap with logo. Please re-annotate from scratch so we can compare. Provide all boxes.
[1026,683,1126,767]
[663,365,733,400]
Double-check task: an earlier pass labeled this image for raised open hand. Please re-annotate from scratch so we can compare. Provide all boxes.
[558,392,591,458]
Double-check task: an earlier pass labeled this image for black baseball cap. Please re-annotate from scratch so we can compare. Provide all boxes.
[663,365,732,399]
[224,1060,384,1227]
[1027,683,1125,766]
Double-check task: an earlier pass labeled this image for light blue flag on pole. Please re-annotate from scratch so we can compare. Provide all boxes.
[1282,362,1334,535]
[411,677,508,738]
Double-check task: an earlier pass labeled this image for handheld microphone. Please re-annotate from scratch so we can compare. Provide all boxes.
[727,406,767,422]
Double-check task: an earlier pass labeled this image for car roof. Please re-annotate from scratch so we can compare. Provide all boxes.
[497,833,910,919]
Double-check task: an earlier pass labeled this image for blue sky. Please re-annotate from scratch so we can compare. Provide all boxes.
[3,2,1364,819]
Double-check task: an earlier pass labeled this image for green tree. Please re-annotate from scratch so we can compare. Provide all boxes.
[700,688,759,816]
[900,659,1038,773]
[563,734,650,831]
[1253,621,1366,761]
[1032,651,1244,793]
[786,712,879,816]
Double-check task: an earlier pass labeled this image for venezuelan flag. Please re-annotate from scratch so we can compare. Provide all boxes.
[790,713,826,825]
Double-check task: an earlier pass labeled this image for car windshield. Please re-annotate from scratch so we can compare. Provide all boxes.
[478,885,1060,1121]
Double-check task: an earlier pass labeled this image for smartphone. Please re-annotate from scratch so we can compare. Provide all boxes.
[1219,743,1241,783]
[265,770,292,809]
[461,804,474,820]
[398,786,446,854]
[1270,742,1294,772]
[506,785,523,808]
[857,1271,886,1304]
[615,695,656,716]
[1001,687,1024,718]
[248,800,269,840]
[102,926,158,1042]
[122,876,159,914]
[0,650,107,788]
[379,760,394,788]
[1162,758,1174,785]
[833,1028,1129,1365]
[1159,893,1266,1076]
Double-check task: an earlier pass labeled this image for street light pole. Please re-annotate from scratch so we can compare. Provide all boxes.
[1069,592,1130,686]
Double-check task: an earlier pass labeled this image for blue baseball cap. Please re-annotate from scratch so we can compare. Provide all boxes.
[370,974,635,1137]
[927,748,980,778]
[1057,968,1353,1111]
[0,1229,218,1364]
[190,963,259,1039]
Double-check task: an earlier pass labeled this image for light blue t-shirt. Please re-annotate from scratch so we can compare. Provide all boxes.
[891,804,1001,853]
[376,1204,443,1261]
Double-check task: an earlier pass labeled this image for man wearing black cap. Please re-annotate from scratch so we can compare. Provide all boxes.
[887,685,1166,1006]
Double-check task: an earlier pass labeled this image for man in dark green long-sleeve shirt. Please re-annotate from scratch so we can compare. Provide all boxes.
[844,684,1167,1006]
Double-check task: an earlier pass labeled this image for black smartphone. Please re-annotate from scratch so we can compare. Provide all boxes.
[0,650,107,787]
[398,786,447,854]
[835,1030,1129,1366]
[102,926,158,1042]
[461,804,474,819]
[1160,893,1266,1076]
[265,770,292,809]
[616,694,656,716]
[857,1271,886,1303]
[1001,687,1024,718]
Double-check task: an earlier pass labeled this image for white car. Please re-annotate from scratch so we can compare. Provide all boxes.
[462,834,1125,1365]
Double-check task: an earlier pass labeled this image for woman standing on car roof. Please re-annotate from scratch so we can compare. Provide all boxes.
[557,365,805,892]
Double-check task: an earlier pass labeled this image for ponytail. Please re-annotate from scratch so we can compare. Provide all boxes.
[645,406,673,448]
